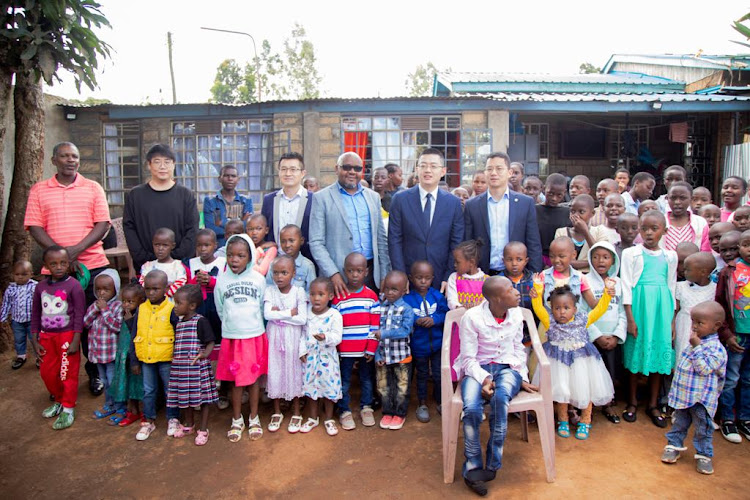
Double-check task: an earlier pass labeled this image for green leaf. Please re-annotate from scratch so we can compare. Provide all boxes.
[20,43,37,60]
[732,20,750,39]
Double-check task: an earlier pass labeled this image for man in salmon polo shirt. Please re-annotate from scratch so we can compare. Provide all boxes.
[24,142,112,396]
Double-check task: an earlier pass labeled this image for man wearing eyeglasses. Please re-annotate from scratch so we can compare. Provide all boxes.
[261,152,314,263]
[464,151,542,274]
[388,148,464,291]
[309,152,390,299]
[123,143,199,272]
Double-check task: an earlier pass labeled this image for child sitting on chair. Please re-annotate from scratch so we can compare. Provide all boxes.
[453,276,538,496]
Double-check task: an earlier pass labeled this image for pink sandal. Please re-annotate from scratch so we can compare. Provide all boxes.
[174,425,194,438]
[195,429,209,446]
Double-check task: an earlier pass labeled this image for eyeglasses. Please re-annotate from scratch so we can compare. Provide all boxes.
[279,167,302,173]
[485,165,508,173]
[150,159,174,167]
[339,164,363,173]
[418,164,443,171]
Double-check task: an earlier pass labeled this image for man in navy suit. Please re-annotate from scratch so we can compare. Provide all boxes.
[464,151,543,273]
[260,152,314,264]
[388,148,464,290]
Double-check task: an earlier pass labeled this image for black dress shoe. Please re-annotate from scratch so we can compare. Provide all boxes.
[11,357,26,370]
[90,377,104,396]
[467,469,496,482]
[464,478,487,497]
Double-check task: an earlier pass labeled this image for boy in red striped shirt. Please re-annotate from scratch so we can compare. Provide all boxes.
[332,252,380,430]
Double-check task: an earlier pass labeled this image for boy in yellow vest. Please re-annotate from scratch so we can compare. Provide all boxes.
[129,270,180,441]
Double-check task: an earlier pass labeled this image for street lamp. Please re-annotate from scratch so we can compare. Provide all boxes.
[201,26,262,102]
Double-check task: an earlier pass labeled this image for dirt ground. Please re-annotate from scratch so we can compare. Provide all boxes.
[0,351,748,500]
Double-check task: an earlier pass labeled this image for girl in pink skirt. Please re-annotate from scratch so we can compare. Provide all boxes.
[214,234,268,442]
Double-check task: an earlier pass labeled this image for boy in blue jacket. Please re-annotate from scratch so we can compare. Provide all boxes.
[375,271,416,430]
[403,261,449,423]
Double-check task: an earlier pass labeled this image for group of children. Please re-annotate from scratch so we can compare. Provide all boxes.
[3,164,750,489]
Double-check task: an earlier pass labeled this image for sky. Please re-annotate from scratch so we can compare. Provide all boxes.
[47,0,746,104]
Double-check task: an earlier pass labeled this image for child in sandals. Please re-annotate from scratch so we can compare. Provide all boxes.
[530,277,617,440]
[214,234,268,442]
[264,256,308,434]
[299,277,343,436]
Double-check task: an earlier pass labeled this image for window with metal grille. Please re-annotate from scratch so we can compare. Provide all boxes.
[610,124,649,170]
[102,122,141,205]
[171,119,283,205]
[460,129,493,185]
[341,115,469,186]
[523,123,549,176]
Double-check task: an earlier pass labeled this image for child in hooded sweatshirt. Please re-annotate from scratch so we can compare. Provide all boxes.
[584,241,627,423]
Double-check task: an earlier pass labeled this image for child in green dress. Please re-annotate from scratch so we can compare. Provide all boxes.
[108,283,146,426]
[620,210,677,428]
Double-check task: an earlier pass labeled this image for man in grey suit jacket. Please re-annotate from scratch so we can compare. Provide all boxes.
[309,152,390,299]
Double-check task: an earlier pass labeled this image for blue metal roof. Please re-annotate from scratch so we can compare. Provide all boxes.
[61,92,750,118]
[434,71,685,96]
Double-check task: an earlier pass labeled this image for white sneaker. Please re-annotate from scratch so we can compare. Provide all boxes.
[167,418,181,437]
[136,422,156,441]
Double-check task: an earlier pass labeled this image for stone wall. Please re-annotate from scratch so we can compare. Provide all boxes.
[317,113,341,186]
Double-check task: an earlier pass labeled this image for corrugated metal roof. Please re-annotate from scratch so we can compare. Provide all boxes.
[460,92,750,103]
[438,72,677,85]
[61,95,480,108]
[602,54,750,73]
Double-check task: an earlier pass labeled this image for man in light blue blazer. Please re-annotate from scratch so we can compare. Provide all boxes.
[309,152,390,299]
[388,148,464,290]
[464,151,543,273]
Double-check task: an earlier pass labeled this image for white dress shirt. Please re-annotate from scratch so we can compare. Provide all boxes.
[418,185,439,225]
[453,303,529,383]
[278,186,307,232]
[487,189,510,271]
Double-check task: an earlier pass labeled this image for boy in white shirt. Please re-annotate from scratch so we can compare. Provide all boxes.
[453,276,538,496]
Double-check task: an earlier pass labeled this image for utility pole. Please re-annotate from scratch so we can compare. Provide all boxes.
[201,27,262,102]
[167,32,177,104]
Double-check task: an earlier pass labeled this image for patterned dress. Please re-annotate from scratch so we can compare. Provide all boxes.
[301,308,343,401]
[265,285,307,400]
[450,273,488,381]
[166,315,218,408]
[538,311,615,408]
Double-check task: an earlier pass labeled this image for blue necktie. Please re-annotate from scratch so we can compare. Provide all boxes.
[423,193,432,228]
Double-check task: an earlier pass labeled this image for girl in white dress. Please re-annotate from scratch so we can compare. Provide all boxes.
[673,252,717,363]
[264,256,307,434]
[299,277,343,436]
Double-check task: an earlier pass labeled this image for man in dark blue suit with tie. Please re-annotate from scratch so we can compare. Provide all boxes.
[464,151,543,274]
[388,148,464,291]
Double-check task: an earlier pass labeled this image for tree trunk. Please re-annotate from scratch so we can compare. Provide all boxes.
[0,66,12,236]
[0,71,45,291]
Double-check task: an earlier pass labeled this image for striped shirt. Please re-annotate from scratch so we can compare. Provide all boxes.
[139,260,188,298]
[662,220,695,251]
[668,333,727,417]
[83,300,123,364]
[0,280,37,323]
[333,286,380,357]
[589,206,608,227]
[24,174,111,273]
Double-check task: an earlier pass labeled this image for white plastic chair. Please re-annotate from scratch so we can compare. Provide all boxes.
[440,307,556,483]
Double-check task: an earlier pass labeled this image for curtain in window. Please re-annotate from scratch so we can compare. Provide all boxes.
[103,131,123,204]
[344,132,368,160]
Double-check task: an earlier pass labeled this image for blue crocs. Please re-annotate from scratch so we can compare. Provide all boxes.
[575,423,591,440]
[557,421,570,438]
